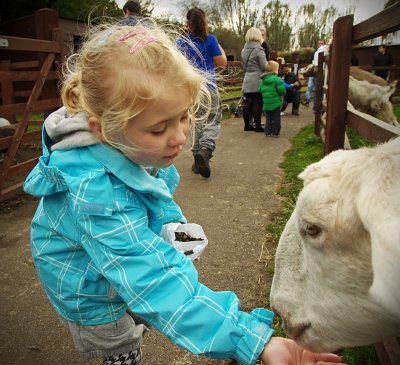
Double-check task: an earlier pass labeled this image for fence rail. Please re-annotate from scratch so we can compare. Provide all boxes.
[0,9,63,201]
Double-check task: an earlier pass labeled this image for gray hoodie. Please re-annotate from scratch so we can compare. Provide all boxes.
[44,106,158,175]
[44,107,98,151]
[241,42,267,93]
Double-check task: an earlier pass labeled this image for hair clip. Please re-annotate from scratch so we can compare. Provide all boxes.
[118,28,157,53]
[128,37,157,53]
[118,27,148,41]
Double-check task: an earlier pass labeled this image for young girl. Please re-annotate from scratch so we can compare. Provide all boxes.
[24,22,344,365]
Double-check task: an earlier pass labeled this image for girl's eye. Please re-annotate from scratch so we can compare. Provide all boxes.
[151,127,166,135]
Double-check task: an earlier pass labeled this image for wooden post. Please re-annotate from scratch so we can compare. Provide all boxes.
[324,15,353,155]
[34,8,60,118]
[0,60,16,123]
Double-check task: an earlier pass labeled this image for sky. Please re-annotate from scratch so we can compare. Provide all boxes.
[116,0,387,23]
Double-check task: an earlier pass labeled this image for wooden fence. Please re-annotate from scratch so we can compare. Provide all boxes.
[319,2,400,154]
[0,9,63,201]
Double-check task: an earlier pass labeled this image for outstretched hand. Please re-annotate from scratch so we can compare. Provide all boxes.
[260,337,345,365]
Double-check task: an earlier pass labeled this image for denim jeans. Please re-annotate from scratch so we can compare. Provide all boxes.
[264,107,281,136]
[305,77,315,103]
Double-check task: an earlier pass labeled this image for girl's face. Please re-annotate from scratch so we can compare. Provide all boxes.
[122,86,192,168]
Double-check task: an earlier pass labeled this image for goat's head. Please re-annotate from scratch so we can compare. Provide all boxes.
[298,63,316,77]
[270,139,400,352]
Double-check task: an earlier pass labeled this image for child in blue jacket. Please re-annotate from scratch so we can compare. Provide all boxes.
[23,22,344,365]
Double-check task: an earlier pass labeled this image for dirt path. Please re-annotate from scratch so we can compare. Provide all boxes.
[0,110,312,365]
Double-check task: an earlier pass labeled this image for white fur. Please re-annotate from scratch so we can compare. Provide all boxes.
[0,118,10,127]
[298,65,399,126]
[270,138,400,352]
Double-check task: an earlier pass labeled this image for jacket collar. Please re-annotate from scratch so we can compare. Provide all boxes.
[88,143,173,202]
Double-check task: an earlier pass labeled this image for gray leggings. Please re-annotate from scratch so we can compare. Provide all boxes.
[192,89,222,154]
[60,312,148,360]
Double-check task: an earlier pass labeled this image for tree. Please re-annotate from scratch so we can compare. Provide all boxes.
[260,0,292,52]
[210,0,261,37]
[0,0,155,24]
[296,3,338,49]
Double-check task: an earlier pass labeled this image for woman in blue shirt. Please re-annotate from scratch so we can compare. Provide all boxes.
[177,7,227,178]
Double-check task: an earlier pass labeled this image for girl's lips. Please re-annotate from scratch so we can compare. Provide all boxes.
[164,152,179,160]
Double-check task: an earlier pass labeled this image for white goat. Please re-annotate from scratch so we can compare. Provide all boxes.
[270,138,400,352]
[299,65,399,126]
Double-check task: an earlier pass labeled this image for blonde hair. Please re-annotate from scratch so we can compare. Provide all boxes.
[245,27,262,43]
[265,60,279,74]
[61,20,210,152]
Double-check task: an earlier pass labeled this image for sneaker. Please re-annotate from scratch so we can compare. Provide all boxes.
[266,133,273,137]
[272,134,280,138]
[254,127,264,132]
[194,148,213,178]
[280,112,285,116]
[292,111,299,115]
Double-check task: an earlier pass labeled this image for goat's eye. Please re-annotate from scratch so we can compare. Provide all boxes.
[302,223,321,237]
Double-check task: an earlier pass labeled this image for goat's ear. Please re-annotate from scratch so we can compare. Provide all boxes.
[299,149,348,185]
[357,163,400,318]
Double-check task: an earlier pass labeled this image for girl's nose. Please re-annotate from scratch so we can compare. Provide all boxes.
[169,122,188,146]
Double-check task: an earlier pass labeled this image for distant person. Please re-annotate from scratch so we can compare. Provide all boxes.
[259,27,270,61]
[177,7,226,178]
[259,61,286,137]
[310,39,328,112]
[241,27,267,132]
[117,1,144,26]
[373,45,393,80]
[303,50,316,107]
[280,64,301,116]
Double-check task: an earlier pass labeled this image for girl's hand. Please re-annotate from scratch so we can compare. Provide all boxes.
[260,337,345,365]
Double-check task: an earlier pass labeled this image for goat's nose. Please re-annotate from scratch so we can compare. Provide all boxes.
[272,305,310,340]
[284,321,311,340]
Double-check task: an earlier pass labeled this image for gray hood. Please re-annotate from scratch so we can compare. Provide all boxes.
[44,107,99,151]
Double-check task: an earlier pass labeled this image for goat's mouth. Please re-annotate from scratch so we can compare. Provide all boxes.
[282,321,312,342]
[292,323,311,342]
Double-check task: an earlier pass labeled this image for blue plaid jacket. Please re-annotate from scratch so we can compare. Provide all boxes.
[23,129,274,364]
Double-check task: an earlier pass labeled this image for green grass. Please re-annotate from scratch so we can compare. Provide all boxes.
[394,103,400,121]
[265,124,379,364]
[267,125,324,242]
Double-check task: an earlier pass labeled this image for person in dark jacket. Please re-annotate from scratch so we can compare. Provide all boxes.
[117,1,143,26]
[260,27,270,61]
[373,45,393,80]
[280,64,301,115]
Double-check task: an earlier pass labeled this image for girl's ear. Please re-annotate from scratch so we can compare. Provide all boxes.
[88,117,104,140]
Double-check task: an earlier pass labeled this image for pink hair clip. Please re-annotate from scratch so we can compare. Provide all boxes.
[128,36,157,53]
[118,28,157,53]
